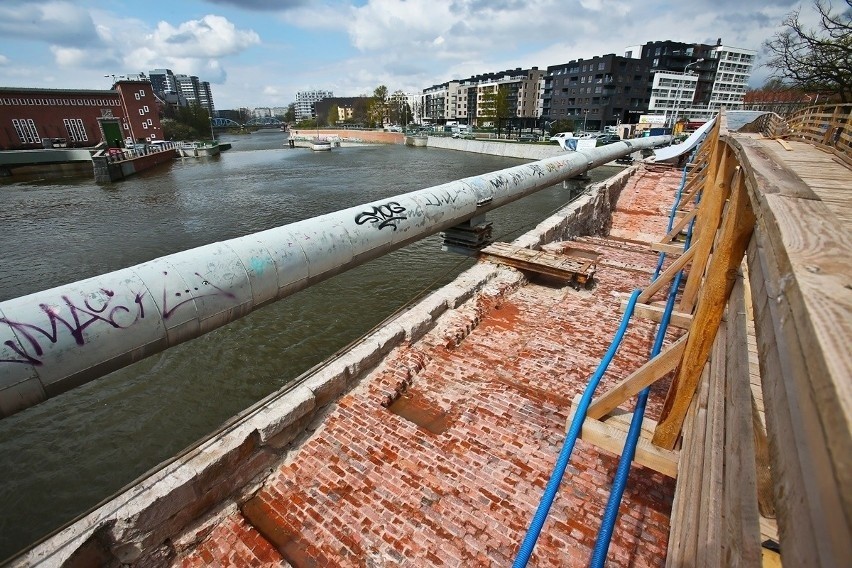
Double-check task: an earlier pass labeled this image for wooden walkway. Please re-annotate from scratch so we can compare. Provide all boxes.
[740,134,851,228]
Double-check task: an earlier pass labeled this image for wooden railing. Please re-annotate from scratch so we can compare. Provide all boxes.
[785,103,852,164]
[581,110,851,566]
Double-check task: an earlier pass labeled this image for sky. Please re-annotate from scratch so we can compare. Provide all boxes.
[0,0,837,110]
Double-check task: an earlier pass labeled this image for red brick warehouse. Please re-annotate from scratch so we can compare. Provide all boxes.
[0,79,163,150]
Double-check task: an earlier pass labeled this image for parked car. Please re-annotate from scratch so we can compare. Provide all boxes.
[596,133,621,145]
[518,133,539,142]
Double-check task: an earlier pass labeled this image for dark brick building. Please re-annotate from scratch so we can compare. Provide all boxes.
[0,79,163,150]
[543,53,651,131]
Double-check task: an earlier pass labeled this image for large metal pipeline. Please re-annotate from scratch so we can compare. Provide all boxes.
[0,136,670,417]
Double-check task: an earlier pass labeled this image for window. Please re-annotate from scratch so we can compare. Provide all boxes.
[135,93,140,100]
[138,89,145,97]
[77,99,83,105]
[143,105,149,112]
[63,118,88,142]
[12,118,40,143]
[147,118,152,125]
[139,109,144,115]
[598,62,605,70]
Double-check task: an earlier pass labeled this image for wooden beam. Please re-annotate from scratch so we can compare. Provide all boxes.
[678,144,735,313]
[721,275,763,565]
[588,334,688,420]
[618,300,693,329]
[660,207,698,244]
[650,242,685,256]
[654,166,755,449]
[677,174,705,209]
[638,243,698,304]
[568,395,679,478]
[696,321,726,567]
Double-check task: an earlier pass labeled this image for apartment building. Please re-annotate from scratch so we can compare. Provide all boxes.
[543,39,754,131]
[543,54,651,131]
[421,68,543,127]
[295,90,333,121]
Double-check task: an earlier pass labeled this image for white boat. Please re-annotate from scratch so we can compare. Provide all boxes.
[178,141,220,157]
[549,132,597,152]
[310,139,332,151]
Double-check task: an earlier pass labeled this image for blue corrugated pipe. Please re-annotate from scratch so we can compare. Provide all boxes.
[590,165,697,566]
[589,271,683,566]
[513,289,642,568]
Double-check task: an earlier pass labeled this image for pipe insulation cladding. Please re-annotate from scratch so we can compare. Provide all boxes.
[0,136,671,417]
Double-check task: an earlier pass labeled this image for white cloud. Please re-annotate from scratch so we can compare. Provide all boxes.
[0,55,9,65]
[148,15,260,58]
[0,1,99,46]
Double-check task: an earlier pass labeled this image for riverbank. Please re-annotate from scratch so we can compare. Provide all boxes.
[10,162,680,566]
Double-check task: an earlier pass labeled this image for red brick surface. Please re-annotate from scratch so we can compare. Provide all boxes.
[171,164,685,567]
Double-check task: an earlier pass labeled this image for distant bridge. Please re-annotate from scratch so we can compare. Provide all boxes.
[210,118,242,128]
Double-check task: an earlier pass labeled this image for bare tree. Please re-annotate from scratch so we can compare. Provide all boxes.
[763,0,852,102]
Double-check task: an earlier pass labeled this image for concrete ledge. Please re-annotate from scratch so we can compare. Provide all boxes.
[513,164,639,250]
[425,137,568,160]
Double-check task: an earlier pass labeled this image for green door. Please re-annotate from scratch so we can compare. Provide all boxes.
[101,121,123,148]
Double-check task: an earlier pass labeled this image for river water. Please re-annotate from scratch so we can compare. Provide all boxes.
[0,131,619,559]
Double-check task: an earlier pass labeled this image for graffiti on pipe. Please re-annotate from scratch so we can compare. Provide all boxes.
[354,202,407,231]
[1,289,146,366]
[422,189,461,208]
[1,274,236,367]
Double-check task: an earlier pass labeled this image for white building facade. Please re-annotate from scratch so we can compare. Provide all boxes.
[295,90,333,121]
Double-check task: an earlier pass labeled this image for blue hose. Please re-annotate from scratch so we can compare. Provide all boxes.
[589,272,683,566]
[513,289,641,568]
[590,162,698,566]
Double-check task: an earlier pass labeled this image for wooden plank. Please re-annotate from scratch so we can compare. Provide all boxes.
[618,300,693,329]
[650,242,685,255]
[678,144,735,313]
[776,138,793,151]
[638,242,698,304]
[744,222,851,567]
[661,207,698,244]
[655,167,755,449]
[666,362,711,567]
[587,335,688,420]
[568,396,679,479]
[480,242,597,283]
[697,322,726,567]
[721,275,762,566]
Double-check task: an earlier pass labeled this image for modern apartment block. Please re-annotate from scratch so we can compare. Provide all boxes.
[543,54,651,132]
[148,69,177,97]
[542,39,754,131]
[420,68,543,127]
[147,69,215,114]
[642,39,755,124]
[295,90,333,121]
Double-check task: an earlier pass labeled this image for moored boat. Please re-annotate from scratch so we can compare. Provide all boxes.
[178,140,220,157]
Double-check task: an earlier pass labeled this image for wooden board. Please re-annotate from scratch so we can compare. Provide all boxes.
[480,242,598,285]
[567,395,679,479]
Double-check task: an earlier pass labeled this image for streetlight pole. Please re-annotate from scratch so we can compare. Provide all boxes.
[671,59,703,132]
[583,109,588,134]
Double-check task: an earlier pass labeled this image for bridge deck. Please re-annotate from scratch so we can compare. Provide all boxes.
[740,134,851,227]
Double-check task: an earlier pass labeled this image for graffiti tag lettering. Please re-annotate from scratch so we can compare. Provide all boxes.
[1,289,145,366]
[354,202,407,231]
